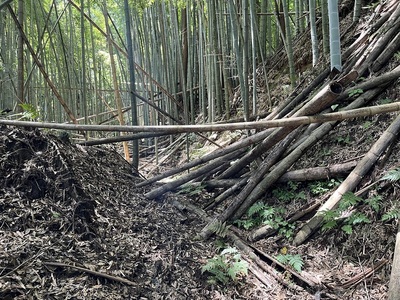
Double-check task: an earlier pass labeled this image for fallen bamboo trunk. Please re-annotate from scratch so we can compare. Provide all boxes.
[371,31,400,72]
[277,160,357,182]
[137,128,274,188]
[355,4,400,75]
[173,199,317,293]
[203,177,248,211]
[200,130,301,240]
[144,149,245,200]
[200,87,385,240]
[266,68,330,120]
[77,132,171,146]
[293,111,400,245]
[2,100,400,134]
[144,66,400,202]
[201,160,357,188]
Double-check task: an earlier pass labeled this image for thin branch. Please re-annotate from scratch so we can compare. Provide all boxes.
[44,261,135,286]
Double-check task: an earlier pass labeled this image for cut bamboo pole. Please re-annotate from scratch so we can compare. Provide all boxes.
[2,100,400,134]
[201,160,356,188]
[277,160,357,182]
[200,130,300,239]
[293,111,400,245]
[77,132,170,146]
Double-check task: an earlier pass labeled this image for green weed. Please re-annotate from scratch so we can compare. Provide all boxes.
[202,247,248,285]
[276,253,304,273]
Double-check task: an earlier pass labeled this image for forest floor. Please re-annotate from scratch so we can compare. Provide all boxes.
[0,125,277,299]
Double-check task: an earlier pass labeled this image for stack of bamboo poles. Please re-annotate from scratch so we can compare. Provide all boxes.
[140,1,400,246]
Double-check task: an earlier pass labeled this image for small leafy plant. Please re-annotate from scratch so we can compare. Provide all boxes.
[348,88,363,98]
[202,247,248,285]
[382,209,400,222]
[177,183,205,196]
[272,181,306,202]
[379,168,400,222]
[362,120,373,129]
[235,202,295,239]
[380,167,400,183]
[309,179,340,196]
[380,168,400,222]
[19,103,40,121]
[335,134,352,145]
[276,253,304,273]
[210,220,230,238]
[321,192,371,234]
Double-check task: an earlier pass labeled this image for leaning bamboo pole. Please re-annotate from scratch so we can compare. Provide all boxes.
[219,71,357,179]
[293,111,400,245]
[144,150,246,200]
[199,85,386,239]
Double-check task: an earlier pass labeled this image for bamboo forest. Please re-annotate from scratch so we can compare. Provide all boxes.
[1,0,400,298]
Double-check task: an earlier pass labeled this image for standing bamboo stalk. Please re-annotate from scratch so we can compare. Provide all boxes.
[7,5,77,123]
[102,1,130,161]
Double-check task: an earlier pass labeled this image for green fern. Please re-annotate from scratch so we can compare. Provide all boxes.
[247,201,267,217]
[380,168,400,182]
[322,219,338,231]
[272,181,306,202]
[276,254,303,273]
[202,247,248,285]
[260,207,276,220]
[227,260,249,280]
[309,179,340,196]
[364,195,382,212]
[341,224,353,234]
[214,240,227,252]
[382,209,400,222]
[201,258,229,284]
[211,221,230,237]
[233,219,255,230]
[347,212,370,225]
[339,192,363,210]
